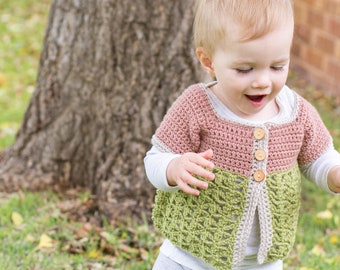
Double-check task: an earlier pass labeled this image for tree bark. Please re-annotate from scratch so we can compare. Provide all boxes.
[0,0,203,222]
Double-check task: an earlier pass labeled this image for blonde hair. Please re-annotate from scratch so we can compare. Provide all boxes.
[194,0,294,55]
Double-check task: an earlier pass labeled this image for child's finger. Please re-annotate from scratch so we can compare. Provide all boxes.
[177,172,211,196]
[187,174,209,189]
[180,151,214,168]
[178,179,203,196]
[194,150,215,169]
[191,164,215,181]
[178,181,200,196]
[199,149,214,160]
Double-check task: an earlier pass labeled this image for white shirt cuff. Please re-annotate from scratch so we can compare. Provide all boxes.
[144,146,180,192]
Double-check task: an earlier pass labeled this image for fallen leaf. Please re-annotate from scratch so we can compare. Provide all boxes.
[0,72,7,87]
[296,244,306,253]
[120,244,139,256]
[330,235,339,245]
[11,212,24,226]
[76,228,89,238]
[100,231,117,245]
[38,234,54,249]
[140,248,149,261]
[83,222,92,232]
[316,209,333,220]
[310,244,326,257]
[87,249,102,259]
[24,234,35,243]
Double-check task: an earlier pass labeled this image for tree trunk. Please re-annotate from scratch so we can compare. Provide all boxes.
[0,0,203,222]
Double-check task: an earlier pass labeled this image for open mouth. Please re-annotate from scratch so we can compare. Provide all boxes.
[245,95,266,106]
[246,95,265,102]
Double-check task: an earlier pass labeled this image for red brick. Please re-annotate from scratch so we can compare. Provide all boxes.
[327,59,340,78]
[325,0,340,16]
[315,32,336,55]
[307,9,325,29]
[294,2,308,24]
[302,0,325,9]
[327,15,340,36]
[294,25,313,44]
[335,41,340,59]
[303,0,317,6]
[303,47,324,69]
[291,40,303,57]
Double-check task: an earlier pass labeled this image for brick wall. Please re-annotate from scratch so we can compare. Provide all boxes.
[291,0,340,97]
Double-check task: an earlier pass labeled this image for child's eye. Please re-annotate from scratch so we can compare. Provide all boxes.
[271,66,284,71]
[236,68,253,74]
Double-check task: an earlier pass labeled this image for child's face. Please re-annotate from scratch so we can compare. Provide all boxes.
[198,24,293,119]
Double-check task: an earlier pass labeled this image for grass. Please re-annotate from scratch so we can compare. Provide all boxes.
[0,190,161,269]
[1,0,340,269]
[0,0,49,148]
[0,191,81,269]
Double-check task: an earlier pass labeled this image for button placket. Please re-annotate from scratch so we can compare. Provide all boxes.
[233,126,272,264]
[252,127,268,183]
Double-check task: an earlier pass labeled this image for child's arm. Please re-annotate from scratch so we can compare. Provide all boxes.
[327,166,340,193]
[301,147,340,194]
[166,149,215,196]
[144,146,181,192]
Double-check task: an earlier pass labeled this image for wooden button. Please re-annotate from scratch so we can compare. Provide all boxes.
[254,149,266,161]
[254,128,265,140]
[253,170,265,182]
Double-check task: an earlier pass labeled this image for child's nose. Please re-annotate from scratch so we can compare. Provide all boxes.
[251,71,271,89]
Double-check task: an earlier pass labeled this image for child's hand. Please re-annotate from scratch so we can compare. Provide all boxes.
[328,165,340,193]
[166,149,215,196]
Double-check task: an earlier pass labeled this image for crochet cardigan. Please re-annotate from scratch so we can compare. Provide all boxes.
[151,83,332,270]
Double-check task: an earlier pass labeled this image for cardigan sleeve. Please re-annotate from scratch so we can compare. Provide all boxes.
[297,97,333,167]
[152,85,204,154]
[301,147,340,194]
[297,97,340,194]
[144,146,180,192]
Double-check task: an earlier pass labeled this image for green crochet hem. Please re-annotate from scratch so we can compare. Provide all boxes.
[152,165,301,270]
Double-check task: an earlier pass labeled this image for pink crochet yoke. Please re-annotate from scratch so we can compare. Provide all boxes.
[153,83,331,177]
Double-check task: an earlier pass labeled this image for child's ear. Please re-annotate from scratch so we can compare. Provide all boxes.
[196,47,215,78]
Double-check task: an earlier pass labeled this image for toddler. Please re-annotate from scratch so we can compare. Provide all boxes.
[144,0,340,269]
